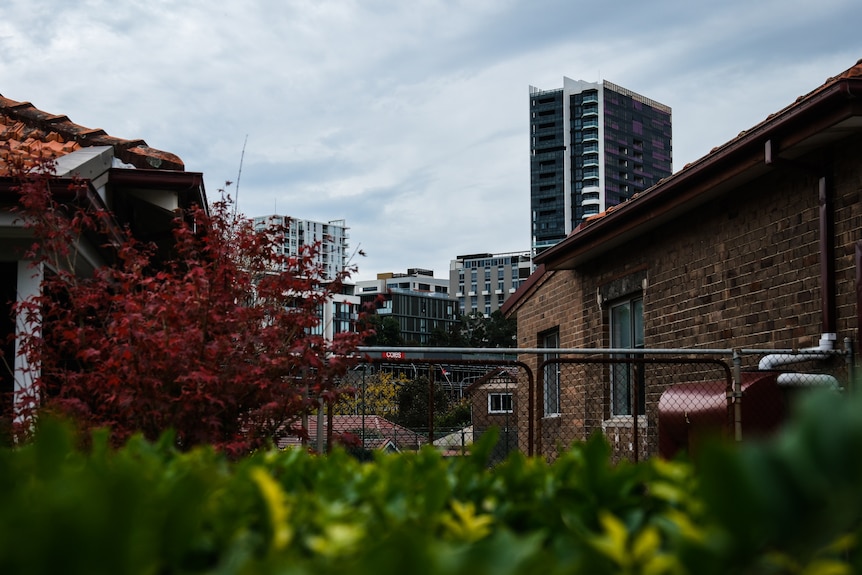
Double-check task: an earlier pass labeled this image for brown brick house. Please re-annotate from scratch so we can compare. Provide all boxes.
[466,367,518,459]
[503,59,862,460]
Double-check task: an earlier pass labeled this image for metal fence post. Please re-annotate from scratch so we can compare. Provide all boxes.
[535,359,544,458]
[428,364,435,446]
[632,362,640,463]
[326,399,333,454]
[361,366,366,450]
[732,348,743,442]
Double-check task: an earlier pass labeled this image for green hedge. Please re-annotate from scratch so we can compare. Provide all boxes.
[2,390,861,574]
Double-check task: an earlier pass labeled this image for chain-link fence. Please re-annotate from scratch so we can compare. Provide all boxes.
[289,356,529,465]
[536,356,733,463]
[292,346,852,465]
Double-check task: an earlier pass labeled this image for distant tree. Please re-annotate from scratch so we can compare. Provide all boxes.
[9,165,370,455]
[484,310,517,348]
[363,314,404,346]
[334,371,405,418]
[435,397,471,430]
[428,324,465,347]
[391,375,450,430]
[450,310,517,348]
[459,311,487,347]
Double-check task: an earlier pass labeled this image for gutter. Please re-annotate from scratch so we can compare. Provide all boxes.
[0,176,125,248]
[108,168,208,213]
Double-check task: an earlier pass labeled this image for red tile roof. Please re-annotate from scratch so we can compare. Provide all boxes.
[0,94,186,175]
[278,414,427,451]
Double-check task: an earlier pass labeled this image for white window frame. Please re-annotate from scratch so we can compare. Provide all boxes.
[610,296,644,417]
[542,329,560,417]
[488,392,513,414]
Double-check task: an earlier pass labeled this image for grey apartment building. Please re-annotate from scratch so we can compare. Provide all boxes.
[450,252,532,316]
[355,269,457,345]
[529,78,672,256]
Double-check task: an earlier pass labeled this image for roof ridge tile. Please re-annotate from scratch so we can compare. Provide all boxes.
[0,93,185,172]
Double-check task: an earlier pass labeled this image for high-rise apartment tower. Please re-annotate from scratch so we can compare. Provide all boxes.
[529,78,672,256]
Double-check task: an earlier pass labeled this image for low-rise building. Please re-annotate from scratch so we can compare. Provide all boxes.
[279,414,426,452]
[466,367,518,460]
[356,269,458,345]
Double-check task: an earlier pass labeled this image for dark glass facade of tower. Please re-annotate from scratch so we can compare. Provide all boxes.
[529,89,567,254]
[530,80,672,256]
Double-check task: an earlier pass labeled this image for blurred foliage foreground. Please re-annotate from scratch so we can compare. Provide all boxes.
[3,390,862,575]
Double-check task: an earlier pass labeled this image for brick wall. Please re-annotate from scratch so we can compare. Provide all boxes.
[522,134,862,354]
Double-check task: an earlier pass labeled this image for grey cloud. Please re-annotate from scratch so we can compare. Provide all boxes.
[1,0,860,281]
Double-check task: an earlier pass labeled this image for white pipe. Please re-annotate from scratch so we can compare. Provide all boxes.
[775,373,840,389]
[758,333,836,370]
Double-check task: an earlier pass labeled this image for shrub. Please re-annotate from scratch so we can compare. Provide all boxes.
[2,389,861,574]
[7,165,369,454]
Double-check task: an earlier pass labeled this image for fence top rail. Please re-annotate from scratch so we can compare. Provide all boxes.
[357,346,849,357]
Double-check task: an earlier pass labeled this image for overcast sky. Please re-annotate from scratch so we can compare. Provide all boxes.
[2,1,859,281]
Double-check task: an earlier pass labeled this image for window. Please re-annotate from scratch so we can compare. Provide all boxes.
[610,297,644,416]
[489,393,513,414]
[541,329,560,416]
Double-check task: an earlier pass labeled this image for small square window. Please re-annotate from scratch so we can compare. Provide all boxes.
[489,393,513,414]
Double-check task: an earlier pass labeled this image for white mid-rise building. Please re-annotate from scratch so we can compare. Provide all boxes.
[252,214,358,340]
[252,214,350,282]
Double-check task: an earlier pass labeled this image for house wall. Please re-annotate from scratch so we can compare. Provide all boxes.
[513,269,585,454]
[471,382,518,431]
[470,380,518,462]
[595,135,862,353]
[515,132,862,459]
[0,262,15,435]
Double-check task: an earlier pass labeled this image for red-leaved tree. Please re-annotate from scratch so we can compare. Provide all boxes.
[8,162,370,455]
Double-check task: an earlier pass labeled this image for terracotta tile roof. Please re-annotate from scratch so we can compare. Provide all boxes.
[0,94,185,175]
[464,367,518,394]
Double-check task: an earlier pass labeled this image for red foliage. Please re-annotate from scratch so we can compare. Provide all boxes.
[9,163,371,454]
